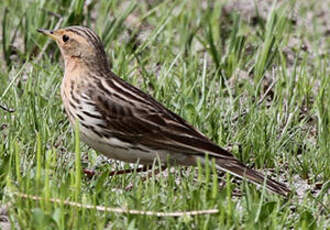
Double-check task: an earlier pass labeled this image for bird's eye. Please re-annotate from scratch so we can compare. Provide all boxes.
[62,35,69,42]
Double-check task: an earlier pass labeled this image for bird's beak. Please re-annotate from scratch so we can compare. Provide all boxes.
[37,28,57,40]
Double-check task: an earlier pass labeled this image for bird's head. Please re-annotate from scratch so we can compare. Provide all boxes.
[38,26,108,70]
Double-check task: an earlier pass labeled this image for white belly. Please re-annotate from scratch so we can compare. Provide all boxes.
[78,124,195,166]
[79,125,168,164]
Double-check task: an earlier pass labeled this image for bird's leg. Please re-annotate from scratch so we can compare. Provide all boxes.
[83,165,152,178]
[109,165,152,176]
[124,165,168,191]
[83,168,96,177]
[83,165,162,178]
[144,165,168,178]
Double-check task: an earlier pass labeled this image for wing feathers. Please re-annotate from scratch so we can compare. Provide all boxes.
[80,72,290,196]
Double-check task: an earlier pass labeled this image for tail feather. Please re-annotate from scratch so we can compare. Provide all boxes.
[208,157,290,196]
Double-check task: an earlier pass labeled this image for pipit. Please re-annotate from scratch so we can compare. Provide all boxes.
[38,26,290,196]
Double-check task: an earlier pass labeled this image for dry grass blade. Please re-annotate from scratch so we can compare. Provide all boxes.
[12,192,219,217]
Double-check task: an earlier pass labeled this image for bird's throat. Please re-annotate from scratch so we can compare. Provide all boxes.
[64,56,83,73]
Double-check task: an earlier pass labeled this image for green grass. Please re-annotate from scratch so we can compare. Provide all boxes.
[0,0,329,229]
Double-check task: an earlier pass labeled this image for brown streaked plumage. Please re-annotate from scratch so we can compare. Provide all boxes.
[37,26,290,196]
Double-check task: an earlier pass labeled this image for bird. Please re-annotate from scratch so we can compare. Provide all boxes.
[37,25,290,196]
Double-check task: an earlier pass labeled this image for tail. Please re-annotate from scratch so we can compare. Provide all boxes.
[202,157,290,196]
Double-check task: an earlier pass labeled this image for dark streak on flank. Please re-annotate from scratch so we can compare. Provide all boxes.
[69,101,77,109]
[82,110,102,119]
[90,126,103,138]
[80,122,90,129]
[77,113,85,121]
[68,110,75,119]
[70,91,81,104]
[80,122,102,138]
